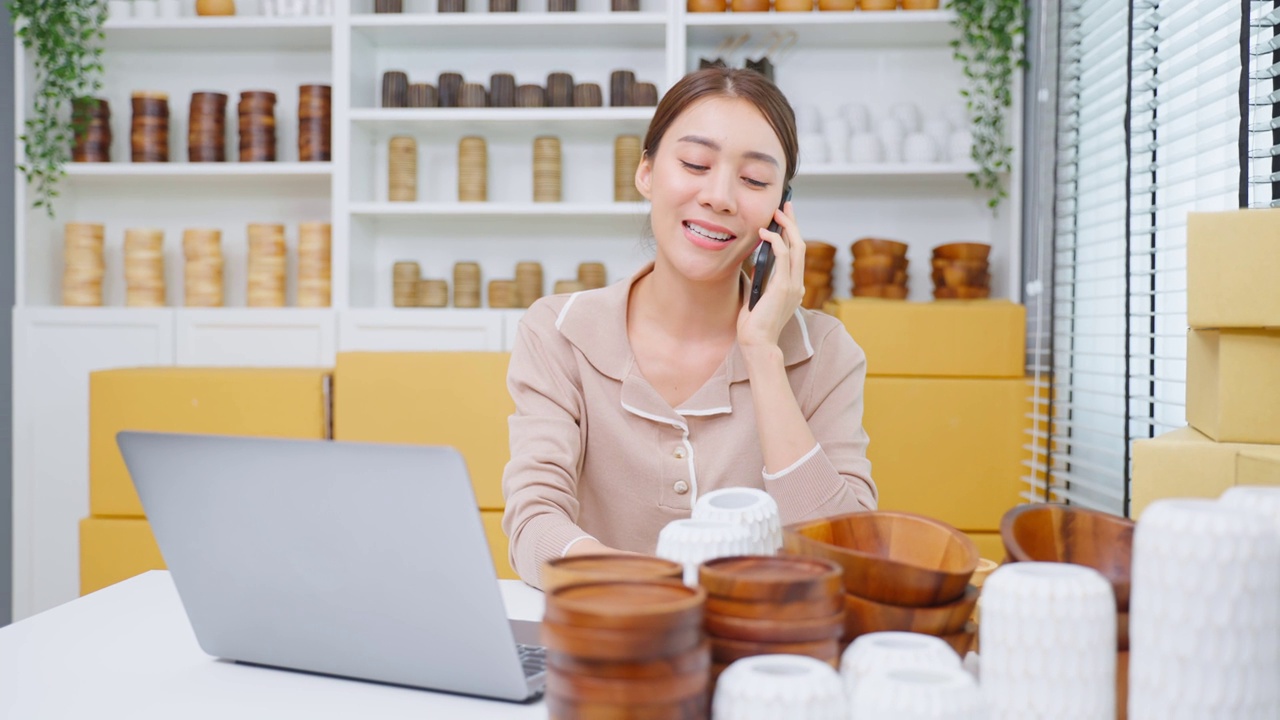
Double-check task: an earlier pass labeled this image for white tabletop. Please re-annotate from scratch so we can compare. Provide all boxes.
[0,571,549,719]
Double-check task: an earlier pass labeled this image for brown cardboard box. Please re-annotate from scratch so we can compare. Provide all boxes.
[90,368,332,517]
[1187,209,1280,329]
[79,517,164,595]
[1131,426,1280,518]
[1238,451,1280,487]
[1186,329,1280,444]
[333,353,514,511]
[826,299,1026,378]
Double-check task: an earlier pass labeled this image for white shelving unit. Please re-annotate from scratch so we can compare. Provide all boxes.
[11,1,1021,620]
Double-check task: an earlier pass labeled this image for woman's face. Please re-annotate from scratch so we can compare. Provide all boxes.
[636,96,788,285]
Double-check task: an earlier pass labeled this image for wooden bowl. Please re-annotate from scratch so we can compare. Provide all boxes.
[698,555,843,603]
[705,592,843,621]
[804,269,833,287]
[854,266,907,286]
[547,691,710,720]
[547,639,710,679]
[1118,610,1129,651]
[805,240,837,259]
[855,254,908,270]
[541,620,702,662]
[1000,503,1134,610]
[710,635,840,664]
[940,621,976,655]
[542,554,682,593]
[705,610,844,643]
[842,584,978,639]
[545,580,704,633]
[932,286,990,300]
[547,663,708,705]
[804,256,835,273]
[971,558,999,589]
[783,511,979,607]
[852,238,908,259]
[852,284,909,300]
[932,242,990,261]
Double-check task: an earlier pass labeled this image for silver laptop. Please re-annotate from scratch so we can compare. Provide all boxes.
[117,431,546,702]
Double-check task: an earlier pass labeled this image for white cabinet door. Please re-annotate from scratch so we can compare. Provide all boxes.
[11,308,175,621]
[337,309,506,352]
[174,309,337,368]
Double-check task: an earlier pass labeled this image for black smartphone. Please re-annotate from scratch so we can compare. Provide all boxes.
[748,186,793,311]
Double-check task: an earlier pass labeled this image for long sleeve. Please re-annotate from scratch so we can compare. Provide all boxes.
[764,322,877,521]
[500,305,593,589]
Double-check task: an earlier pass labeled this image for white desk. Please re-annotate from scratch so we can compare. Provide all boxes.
[0,571,549,719]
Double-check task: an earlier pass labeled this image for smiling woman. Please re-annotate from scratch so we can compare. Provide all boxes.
[500,67,877,590]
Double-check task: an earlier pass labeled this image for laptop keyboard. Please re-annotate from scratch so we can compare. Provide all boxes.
[517,643,547,679]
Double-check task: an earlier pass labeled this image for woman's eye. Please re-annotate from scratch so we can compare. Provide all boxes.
[743,177,769,188]
[680,161,708,172]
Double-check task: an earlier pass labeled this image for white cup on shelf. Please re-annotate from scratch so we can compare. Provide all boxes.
[888,102,921,133]
[849,133,884,164]
[794,104,822,135]
[799,131,831,166]
[133,0,160,19]
[923,118,953,160]
[106,0,132,20]
[903,133,938,163]
[877,117,906,163]
[839,103,871,134]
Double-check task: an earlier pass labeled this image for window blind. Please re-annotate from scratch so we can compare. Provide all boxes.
[1249,1,1280,207]
[1026,0,1243,515]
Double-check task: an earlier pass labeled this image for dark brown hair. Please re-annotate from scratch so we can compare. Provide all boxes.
[642,67,799,185]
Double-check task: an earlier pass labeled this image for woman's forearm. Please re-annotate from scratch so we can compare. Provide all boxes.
[741,343,819,474]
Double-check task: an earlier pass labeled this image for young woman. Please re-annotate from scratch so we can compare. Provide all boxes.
[501,67,876,589]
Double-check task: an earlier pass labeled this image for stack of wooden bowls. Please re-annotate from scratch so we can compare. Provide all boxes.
[515,261,543,308]
[392,260,420,308]
[63,223,105,306]
[516,84,546,108]
[697,556,844,687]
[123,228,166,307]
[388,136,417,202]
[490,73,515,107]
[130,91,169,163]
[188,92,227,162]
[578,262,606,290]
[573,83,602,107]
[238,90,277,162]
[931,242,991,299]
[439,73,464,107]
[610,70,634,107]
[488,279,517,308]
[532,136,561,203]
[543,579,709,719]
[542,555,684,593]
[783,511,981,656]
[546,73,574,108]
[182,229,224,307]
[458,82,488,108]
[381,71,409,108]
[850,238,908,299]
[417,279,448,307]
[458,136,487,202]
[614,135,643,201]
[554,280,586,294]
[246,223,286,307]
[453,262,481,308]
[407,83,438,108]
[72,98,111,162]
[297,84,331,162]
[802,241,835,309]
[296,221,331,307]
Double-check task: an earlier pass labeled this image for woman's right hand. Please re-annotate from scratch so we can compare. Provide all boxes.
[563,538,640,557]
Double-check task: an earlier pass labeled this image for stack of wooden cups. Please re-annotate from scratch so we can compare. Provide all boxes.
[238,91,277,162]
[63,223,105,306]
[458,136,487,202]
[802,241,835,309]
[488,279,517,308]
[553,280,586,294]
[542,579,711,719]
[453,262,482,308]
[183,229,224,307]
[697,556,845,689]
[490,73,516,107]
[516,84,545,108]
[188,92,227,162]
[572,83,602,107]
[578,262,606,290]
[532,136,561,203]
[296,221,331,307]
[381,71,409,108]
[392,261,420,308]
[130,91,169,162]
[515,261,543,308]
[123,228,166,307]
[458,82,488,108]
[388,136,417,202]
[438,73,463,107]
[610,70,635,107]
[850,238,909,300]
[407,83,438,108]
[931,242,991,299]
[417,279,448,307]
[614,135,643,202]
[298,84,331,162]
[246,223,286,307]
[72,98,111,163]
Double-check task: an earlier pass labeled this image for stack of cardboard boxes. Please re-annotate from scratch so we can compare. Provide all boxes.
[1131,209,1280,516]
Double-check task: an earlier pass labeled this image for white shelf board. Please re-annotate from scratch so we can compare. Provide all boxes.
[350,201,649,216]
[349,13,668,48]
[67,162,333,178]
[102,17,333,52]
[684,9,958,47]
[796,163,979,179]
[349,107,654,134]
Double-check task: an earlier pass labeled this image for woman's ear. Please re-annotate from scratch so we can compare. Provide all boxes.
[634,152,653,201]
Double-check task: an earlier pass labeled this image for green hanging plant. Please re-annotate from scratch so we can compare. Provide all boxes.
[8,0,109,217]
[950,0,1028,212]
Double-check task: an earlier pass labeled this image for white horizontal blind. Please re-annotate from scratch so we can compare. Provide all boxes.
[1250,1,1280,206]
[1030,0,1243,515]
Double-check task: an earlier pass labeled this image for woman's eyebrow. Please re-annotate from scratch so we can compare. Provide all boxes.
[676,135,780,167]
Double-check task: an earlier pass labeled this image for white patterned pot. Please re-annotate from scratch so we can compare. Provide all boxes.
[839,631,960,702]
[656,519,754,586]
[693,487,782,555]
[712,654,845,720]
[850,665,986,719]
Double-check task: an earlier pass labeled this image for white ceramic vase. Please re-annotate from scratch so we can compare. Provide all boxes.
[713,654,846,720]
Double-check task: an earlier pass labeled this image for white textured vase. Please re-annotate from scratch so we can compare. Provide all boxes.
[712,654,846,720]
[1129,499,1280,720]
[692,487,782,555]
[981,562,1116,719]
[839,631,960,702]
[1219,485,1280,530]
[850,665,986,720]
[656,518,754,586]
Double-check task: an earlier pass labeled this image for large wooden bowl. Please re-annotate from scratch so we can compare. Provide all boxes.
[842,584,978,639]
[542,554,682,593]
[1000,503,1134,610]
[783,512,979,607]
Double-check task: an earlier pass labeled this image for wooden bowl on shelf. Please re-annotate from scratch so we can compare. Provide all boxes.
[854,266,907,286]
[805,240,837,259]
[783,511,979,608]
[842,584,978,638]
[852,238,908,259]
[932,242,991,262]
[932,286,990,300]
[852,284,909,300]
[1000,503,1135,610]
[854,254,908,270]
[542,554,683,593]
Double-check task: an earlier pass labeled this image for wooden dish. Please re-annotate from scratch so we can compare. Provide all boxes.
[698,555,843,604]
[932,286,990,299]
[783,511,979,607]
[547,665,708,705]
[852,284,909,300]
[1118,610,1129,651]
[542,554,682,593]
[545,580,704,632]
[547,640,710,679]
[932,242,991,261]
[852,238,908,259]
[842,584,978,639]
[710,635,840,664]
[855,254,909,270]
[803,269,833,287]
[546,691,710,720]
[705,610,844,643]
[804,257,835,273]
[854,266,907,286]
[1000,503,1134,610]
[971,558,999,589]
[541,620,702,662]
[805,240,837,259]
[705,592,843,621]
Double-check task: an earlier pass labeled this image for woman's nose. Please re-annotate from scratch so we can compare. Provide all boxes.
[697,171,736,214]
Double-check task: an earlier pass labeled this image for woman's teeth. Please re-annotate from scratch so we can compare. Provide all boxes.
[686,222,733,242]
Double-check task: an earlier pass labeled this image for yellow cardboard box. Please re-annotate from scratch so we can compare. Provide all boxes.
[333,353,514,511]
[1238,451,1280,487]
[1186,329,1280,444]
[1130,426,1280,518]
[826,299,1025,378]
[90,368,332,518]
[1187,209,1280,329]
[965,531,1005,563]
[863,376,1029,531]
[80,517,164,595]
[481,510,517,581]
